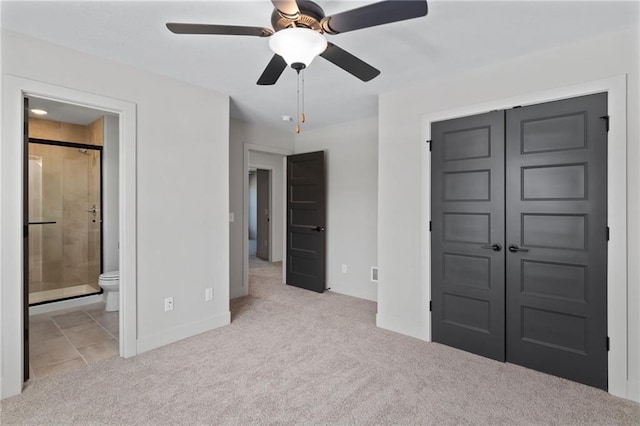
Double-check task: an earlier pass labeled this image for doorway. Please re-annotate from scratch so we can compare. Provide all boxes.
[24,97,121,380]
[242,145,291,294]
[248,169,271,262]
[1,75,138,398]
[430,93,608,389]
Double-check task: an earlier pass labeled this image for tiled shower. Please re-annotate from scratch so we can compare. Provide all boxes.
[28,142,102,304]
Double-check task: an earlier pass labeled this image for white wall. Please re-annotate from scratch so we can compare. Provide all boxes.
[249,151,285,263]
[295,118,378,301]
[229,119,293,298]
[1,30,231,397]
[102,114,119,272]
[377,28,639,400]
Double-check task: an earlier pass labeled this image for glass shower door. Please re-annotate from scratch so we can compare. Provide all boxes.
[28,142,102,305]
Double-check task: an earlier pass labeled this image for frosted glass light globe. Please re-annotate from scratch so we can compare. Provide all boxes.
[269,28,327,67]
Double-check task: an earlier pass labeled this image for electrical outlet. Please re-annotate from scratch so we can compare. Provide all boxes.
[164,296,174,312]
[205,288,213,301]
[341,264,348,274]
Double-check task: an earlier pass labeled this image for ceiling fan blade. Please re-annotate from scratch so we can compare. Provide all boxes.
[320,0,428,35]
[271,0,300,20]
[320,43,380,82]
[257,54,288,85]
[166,23,273,37]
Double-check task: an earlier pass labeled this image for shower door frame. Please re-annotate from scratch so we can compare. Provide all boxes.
[26,137,104,306]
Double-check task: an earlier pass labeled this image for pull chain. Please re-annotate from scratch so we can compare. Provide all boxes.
[296,69,301,134]
[301,69,306,124]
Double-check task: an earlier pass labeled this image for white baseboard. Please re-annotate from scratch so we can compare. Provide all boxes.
[230,282,248,299]
[329,282,377,302]
[136,311,231,354]
[628,379,640,402]
[29,294,104,316]
[376,312,426,340]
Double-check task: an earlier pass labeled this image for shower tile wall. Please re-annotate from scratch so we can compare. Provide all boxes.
[28,116,104,301]
[29,143,101,295]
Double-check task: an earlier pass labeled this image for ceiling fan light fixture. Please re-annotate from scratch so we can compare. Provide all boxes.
[268,28,327,68]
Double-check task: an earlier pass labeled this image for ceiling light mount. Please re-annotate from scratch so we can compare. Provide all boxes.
[270,0,324,32]
[291,62,305,72]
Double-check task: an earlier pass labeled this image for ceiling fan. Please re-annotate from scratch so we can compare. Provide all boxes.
[166,0,429,85]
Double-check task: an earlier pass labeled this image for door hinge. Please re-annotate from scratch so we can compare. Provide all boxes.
[606,226,610,241]
[606,336,610,351]
[23,225,28,239]
[427,140,432,152]
[600,115,610,132]
[429,221,432,232]
[429,300,432,312]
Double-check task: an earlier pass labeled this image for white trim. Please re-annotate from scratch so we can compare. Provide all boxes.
[329,284,377,302]
[282,156,287,284]
[136,312,230,354]
[0,76,138,399]
[28,294,103,316]
[421,75,628,399]
[628,380,640,402]
[241,143,292,293]
[376,313,425,341]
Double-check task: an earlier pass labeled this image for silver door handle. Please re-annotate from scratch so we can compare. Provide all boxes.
[481,243,502,252]
[508,244,529,253]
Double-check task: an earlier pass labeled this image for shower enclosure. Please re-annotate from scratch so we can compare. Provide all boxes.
[28,139,102,304]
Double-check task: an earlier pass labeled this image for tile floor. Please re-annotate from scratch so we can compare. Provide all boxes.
[29,302,119,380]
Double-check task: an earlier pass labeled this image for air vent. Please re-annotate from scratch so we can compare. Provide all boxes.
[370,266,379,283]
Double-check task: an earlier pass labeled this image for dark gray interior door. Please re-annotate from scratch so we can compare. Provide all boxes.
[431,93,608,389]
[505,93,608,389]
[286,151,326,293]
[256,169,270,261]
[431,111,506,361]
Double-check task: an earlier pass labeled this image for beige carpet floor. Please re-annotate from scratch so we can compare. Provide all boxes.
[1,257,639,425]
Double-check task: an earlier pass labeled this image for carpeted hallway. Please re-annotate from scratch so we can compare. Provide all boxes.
[1,257,639,424]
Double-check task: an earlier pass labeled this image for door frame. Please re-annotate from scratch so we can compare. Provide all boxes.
[1,76,138,398]
[242,143,292,292]
[421,75,628,398]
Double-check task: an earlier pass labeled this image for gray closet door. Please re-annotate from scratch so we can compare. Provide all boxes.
[431,111,506,361]
[505,93,608,389]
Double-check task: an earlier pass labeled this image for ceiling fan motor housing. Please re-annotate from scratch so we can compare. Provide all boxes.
[271,0,325,32]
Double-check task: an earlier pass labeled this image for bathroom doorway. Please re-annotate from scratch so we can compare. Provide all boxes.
[24,96,120,380]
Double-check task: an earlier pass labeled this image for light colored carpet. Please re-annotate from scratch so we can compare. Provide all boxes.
[1,257,639,425]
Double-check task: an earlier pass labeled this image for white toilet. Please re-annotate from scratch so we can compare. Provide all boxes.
[99,270,120,312]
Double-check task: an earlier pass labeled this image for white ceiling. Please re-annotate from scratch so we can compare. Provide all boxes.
[2,1,638,130]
